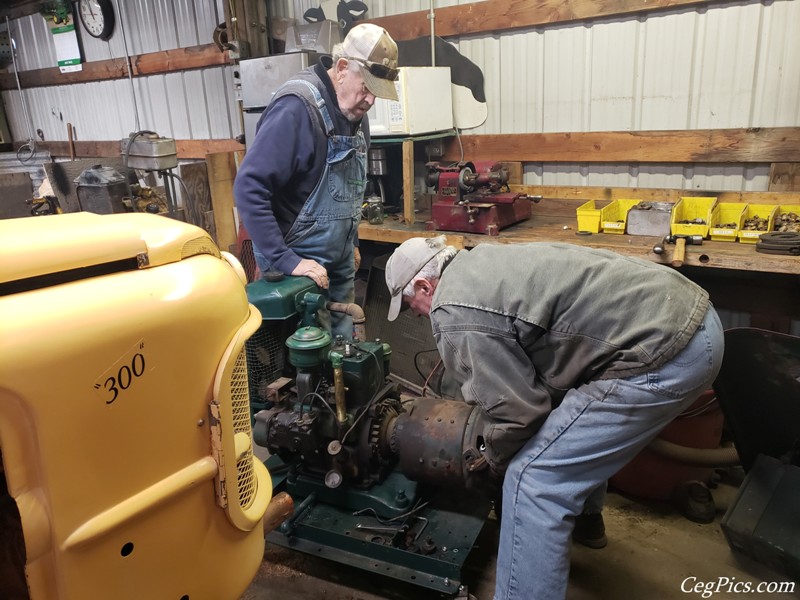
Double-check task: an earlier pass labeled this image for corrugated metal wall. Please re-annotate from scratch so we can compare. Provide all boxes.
[2,0,236,143]
[274,0,800,190]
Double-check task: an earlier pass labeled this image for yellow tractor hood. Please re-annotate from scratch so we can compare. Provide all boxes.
[0,212,220,284]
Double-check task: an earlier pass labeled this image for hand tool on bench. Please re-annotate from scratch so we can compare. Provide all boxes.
[652,234,703,267]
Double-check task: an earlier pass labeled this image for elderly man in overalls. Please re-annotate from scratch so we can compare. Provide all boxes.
[235,24,399,340]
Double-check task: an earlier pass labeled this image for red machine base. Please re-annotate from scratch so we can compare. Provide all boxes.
[428,197,532,236]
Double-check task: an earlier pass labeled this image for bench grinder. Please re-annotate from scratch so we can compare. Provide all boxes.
[427,160,540,235]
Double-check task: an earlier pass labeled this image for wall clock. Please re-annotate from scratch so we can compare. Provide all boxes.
[78,0,116,41]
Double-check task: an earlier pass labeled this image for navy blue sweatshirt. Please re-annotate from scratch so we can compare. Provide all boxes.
[234,57,368,274]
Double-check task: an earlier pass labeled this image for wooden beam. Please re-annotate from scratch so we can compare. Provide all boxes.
[133,44,230,76]
[507,184,800,206]
[16,138,244,160]
[0,44,231,91]
[359,225,466,249]
[0,1,41,20]
[207,151,244,253]
[368,0,735,41]
[226,0,268,59]
[442,128,800,164]
[176,139,245,158]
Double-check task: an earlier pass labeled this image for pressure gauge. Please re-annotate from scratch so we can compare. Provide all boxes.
[78,0,115,41]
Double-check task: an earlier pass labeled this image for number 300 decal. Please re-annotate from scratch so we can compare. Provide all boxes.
[94,341,147,405]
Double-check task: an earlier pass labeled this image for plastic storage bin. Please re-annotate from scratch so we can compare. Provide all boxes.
[738,204,778,244]
[670,196,717,238]
[775,204,800,233]
[600,199,640,234]
[576,200,605,233]
[708,203,747,242]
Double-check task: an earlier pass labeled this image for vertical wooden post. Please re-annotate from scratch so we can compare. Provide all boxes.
[769,163,800,191]
[402,139,415,225]
[225,0,268,59]
[207,150,244,253]
[66,123,75,160]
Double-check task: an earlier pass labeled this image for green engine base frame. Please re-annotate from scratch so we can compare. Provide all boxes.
[266,458,492,596]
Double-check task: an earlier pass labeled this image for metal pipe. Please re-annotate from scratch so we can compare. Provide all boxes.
[67,123,75,160]
[428,0,436,66]
[330,352,347,425]
[326,301,366,341]
[262,491,294,534]
[6,16,36,163]
[279,492,316,536]
[113,0,141,132]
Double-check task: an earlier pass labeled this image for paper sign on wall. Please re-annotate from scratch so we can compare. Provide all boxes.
[44,10,82,73]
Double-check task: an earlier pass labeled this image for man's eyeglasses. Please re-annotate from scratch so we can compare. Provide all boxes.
[345,56,399,81]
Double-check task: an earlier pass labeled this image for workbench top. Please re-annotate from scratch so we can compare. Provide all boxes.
[358,198,800,276]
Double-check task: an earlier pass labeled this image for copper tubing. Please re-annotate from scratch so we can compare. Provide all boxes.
[262,491,294,534]
[333,362,347,424]
[326,301,366,341]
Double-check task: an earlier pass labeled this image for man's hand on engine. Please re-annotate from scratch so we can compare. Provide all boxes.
[292,258,329,289]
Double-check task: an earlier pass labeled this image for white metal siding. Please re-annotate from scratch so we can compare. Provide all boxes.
[354,0,799,131]
[3,0,228,143]
[1,64,239,142]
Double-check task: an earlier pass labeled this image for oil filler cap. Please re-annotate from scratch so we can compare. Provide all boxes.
[264,269,285,282]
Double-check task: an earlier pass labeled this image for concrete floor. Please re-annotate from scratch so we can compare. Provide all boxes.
[241,476,799,600]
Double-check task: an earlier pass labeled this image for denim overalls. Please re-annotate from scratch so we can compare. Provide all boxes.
[254,77,367,340]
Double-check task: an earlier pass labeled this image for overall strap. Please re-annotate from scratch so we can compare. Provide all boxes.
[271,78,335,136]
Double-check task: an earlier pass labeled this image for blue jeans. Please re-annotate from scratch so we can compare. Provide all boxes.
[495,306,724,600]
[583,481,607,515]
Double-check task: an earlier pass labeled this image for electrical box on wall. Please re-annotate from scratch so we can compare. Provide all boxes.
[368,66,453,137]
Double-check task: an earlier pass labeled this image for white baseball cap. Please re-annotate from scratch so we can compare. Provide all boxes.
[341,24,399,101]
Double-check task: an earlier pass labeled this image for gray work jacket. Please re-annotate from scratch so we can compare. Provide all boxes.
[430,243,710,471]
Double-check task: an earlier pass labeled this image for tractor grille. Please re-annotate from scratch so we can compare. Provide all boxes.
[231,348,256,509]
[180,236,221,260]
[239,238,258,283]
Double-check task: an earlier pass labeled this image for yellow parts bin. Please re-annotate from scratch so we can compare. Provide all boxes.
[671,196,717,238]
[600,199,641,234]
[738,204,778,244]
[709,203,748,242]
[576,200,606,233]
[775,204,800,233]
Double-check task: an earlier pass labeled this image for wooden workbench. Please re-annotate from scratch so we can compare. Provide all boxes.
[359,197,800,276]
